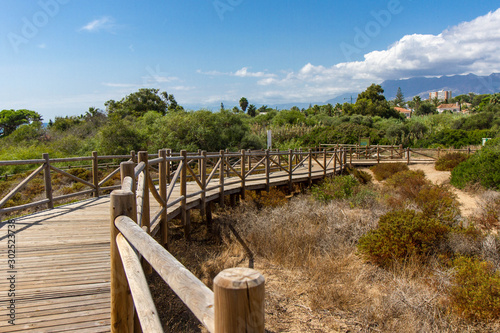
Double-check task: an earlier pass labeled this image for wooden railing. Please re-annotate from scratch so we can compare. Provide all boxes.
[321,144,478,165]
[110,149,275,332]
[0,146,480,222]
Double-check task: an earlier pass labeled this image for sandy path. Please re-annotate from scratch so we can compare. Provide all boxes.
[407,163,478,217]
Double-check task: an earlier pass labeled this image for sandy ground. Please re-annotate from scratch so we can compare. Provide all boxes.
[407,163,478,217]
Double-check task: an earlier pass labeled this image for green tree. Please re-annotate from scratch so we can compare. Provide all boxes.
[415,101,437,116]
[239,97,249,113]
[394,87,405,107]
[247,104,257,117]
[349,84,402,119]
[105,88,180,118]
[0,109,42,137]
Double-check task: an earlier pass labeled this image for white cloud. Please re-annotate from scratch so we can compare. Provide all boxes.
[79,17,116,33]
[198,67,275,78]
[215,9,500,103]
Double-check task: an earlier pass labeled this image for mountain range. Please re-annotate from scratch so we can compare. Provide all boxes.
[326,73,500,105]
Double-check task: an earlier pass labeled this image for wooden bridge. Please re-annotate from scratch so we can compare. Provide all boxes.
[0,146,473,332]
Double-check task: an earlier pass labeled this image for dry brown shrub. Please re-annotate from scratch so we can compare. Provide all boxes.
[473,191,500,231]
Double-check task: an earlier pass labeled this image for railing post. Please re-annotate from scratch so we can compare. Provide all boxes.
[265,150,270,192]
[240,149,246,200]
[377,145,380,164]
[92,151,100,198]
[219,150,225,207]
[120,161,136,194]
[323,148,327,178]
[110,190,136,333]
[247,149,252,172]
[201,151,207,217]
[42,153,54,209]
[214,267,265,333]
[391,145,394,159]
[138,152,150,233]
[138,151,152,274]
[159,149,168,248]
[407,147,411,165]
[166,149,171,183]
[180,150,190,240]
[333,148,337,175]
[399,144,403,159]
[308,149,312,186]
[288,149,293,192]
[349,147,353,164]
[130,150,136,163]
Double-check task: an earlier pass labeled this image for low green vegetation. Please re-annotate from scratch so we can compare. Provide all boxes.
[358,209,449,267]
[1,86,499,177]
[451,138,500,190]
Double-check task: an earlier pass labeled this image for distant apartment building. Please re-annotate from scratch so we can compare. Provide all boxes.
[429,90,452,101]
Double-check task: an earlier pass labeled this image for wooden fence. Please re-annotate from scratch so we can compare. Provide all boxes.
[0,146,480,222]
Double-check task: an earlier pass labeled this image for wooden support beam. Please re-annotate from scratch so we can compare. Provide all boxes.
[110,190,136,333]
[219,150,225,207]
[214,267,265,333]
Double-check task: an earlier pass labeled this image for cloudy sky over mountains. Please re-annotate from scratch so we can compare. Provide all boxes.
[1,1,500,119]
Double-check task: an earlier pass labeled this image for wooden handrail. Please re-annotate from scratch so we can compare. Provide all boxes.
[114,214,216,332]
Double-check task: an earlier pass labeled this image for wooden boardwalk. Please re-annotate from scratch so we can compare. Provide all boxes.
[0,162,331,332]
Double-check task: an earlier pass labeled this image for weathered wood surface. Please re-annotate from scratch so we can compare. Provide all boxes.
[0,159,332,332]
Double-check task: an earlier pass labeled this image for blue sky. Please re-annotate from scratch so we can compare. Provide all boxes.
[2,0,500,121]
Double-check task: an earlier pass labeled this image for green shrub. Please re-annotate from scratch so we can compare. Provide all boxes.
[451,138,500,190]
[450,256,500,320]
[385,170,428,201]
[435,152,469,171]
[415,184,460,226]
[370,162,409,181]
[358,210,449,267]
[311,175,359,202]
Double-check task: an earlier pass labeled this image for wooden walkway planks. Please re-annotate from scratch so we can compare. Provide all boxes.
[0,162,332,332]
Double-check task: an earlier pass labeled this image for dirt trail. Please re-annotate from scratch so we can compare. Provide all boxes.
[407,163,478,217]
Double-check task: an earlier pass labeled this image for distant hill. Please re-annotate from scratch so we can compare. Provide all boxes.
[381,73,500,100]
[183,73,500,112]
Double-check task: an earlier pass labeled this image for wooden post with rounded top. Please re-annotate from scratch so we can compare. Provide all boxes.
[43,153,54,209]
[214,267,265,333]
[120,161,136,194]
[110,190,136,333]
[323,148,327,177]
[201,151,207,217]
[219,150,225,207]
[240,149,246,200]
[159,149,168,248]
[180,150,190,240]
[138,151,152,274]
[288,149,293,192]
[92,151,100,197]
[308,149,312,186]
[265,150,270,192]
